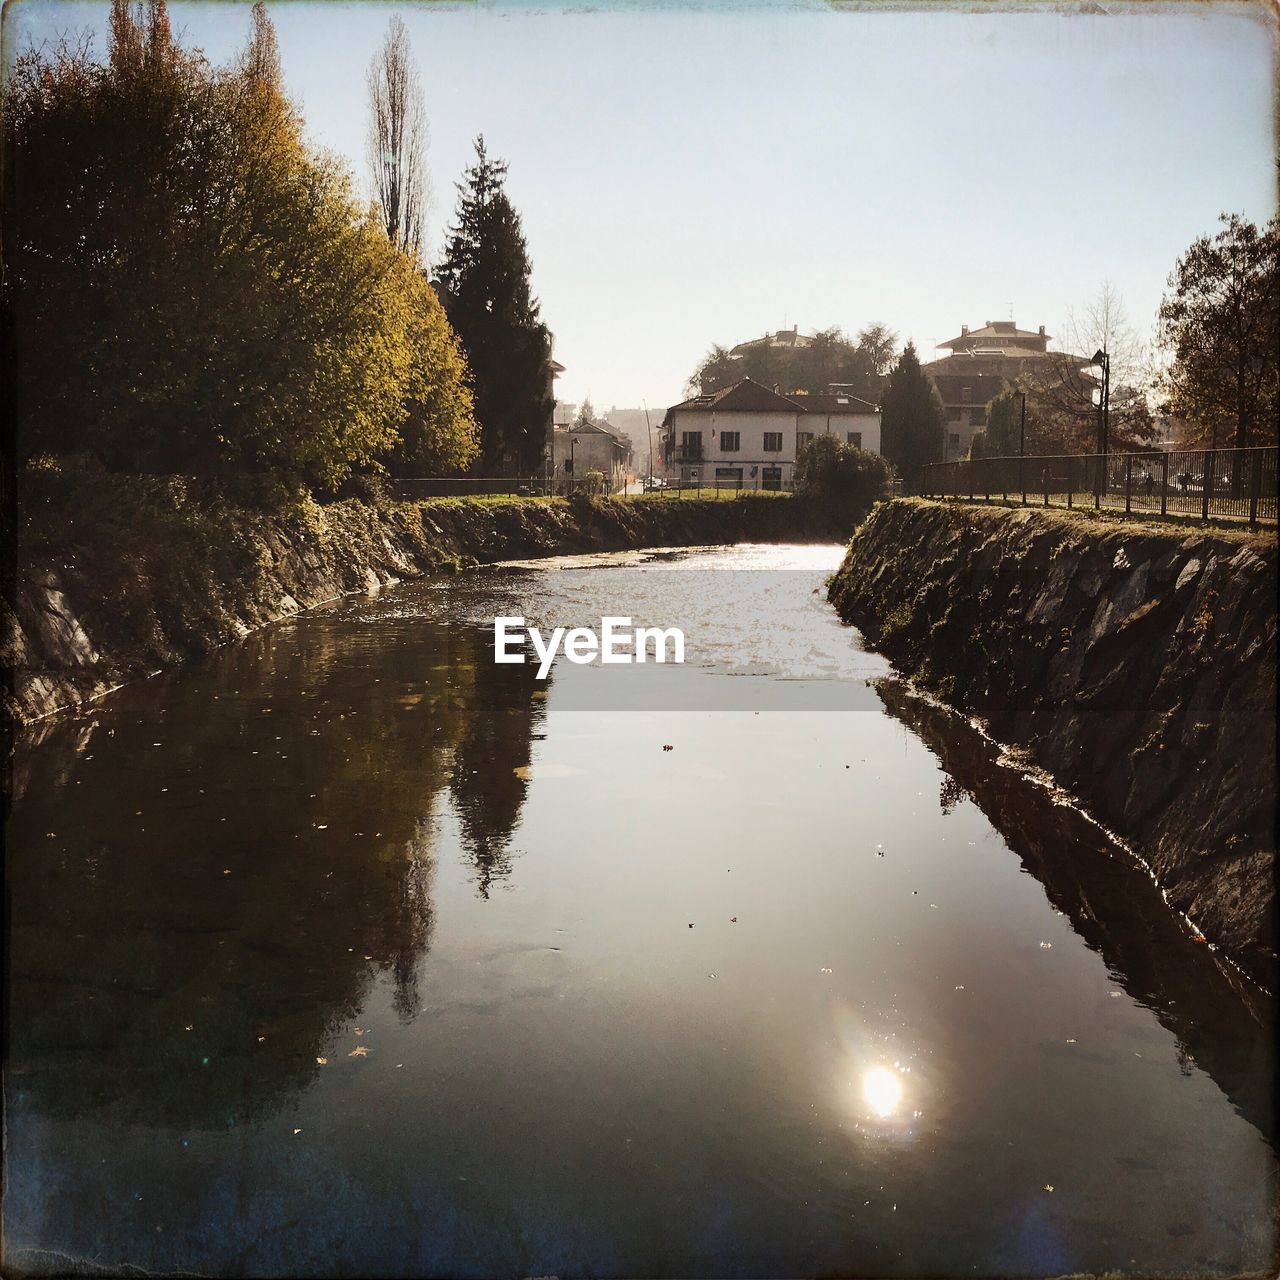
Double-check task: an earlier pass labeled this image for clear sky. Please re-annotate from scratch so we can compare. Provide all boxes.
[7,0,1277,409]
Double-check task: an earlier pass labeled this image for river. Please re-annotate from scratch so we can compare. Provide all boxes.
[5,544,1275,1277]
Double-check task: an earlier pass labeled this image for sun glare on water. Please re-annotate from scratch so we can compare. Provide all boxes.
[862,1066,904,1118]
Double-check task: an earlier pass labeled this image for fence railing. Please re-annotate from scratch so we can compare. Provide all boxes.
[920,447,1278,527]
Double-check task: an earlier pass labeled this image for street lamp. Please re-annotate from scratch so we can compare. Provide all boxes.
[1092,348,1111,457]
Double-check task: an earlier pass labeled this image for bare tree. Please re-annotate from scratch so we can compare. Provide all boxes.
[367,16,428,262]
[1020,282,1157,453]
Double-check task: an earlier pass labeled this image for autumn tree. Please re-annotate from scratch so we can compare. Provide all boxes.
[1157,213,1280,450]
[4,0,476,491]
[879,342,944,485]
[367,15,428,263]
[436,136,553,475]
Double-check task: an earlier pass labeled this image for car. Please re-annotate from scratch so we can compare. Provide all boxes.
[642,476,668,491]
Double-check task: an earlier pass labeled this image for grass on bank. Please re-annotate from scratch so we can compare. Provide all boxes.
[906,495,1277,545]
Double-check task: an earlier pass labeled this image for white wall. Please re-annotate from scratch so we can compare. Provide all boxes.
[667,408,882,485]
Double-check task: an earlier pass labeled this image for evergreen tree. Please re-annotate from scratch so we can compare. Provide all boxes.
[436,136,553,474]
[969,387,1021,459]
[879,342,944,485]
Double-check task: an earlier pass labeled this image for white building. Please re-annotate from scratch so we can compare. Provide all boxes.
[660,378,881,488]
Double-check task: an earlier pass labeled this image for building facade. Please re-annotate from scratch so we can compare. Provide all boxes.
[661,378,881,489]
[551,419,630,493]
[922,321,1093,462]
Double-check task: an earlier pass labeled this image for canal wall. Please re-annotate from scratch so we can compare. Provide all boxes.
[828,499,1277,989]
[4,493,827,727]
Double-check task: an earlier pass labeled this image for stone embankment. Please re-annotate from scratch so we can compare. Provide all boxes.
[828,499,1277,989]
[4,494,823,726]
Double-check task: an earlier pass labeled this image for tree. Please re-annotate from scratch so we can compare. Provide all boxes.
[436,136,553,475]
[1017,283,1157,454]
[969,388,1022,459]
[366,16,428,263]
[879,342,944,485]
[1157,213,1280,450]
[574,398,596,427]
[792,433,893,530]
[688,325,885,401]
[855,322,899,377]
[4,0,476,491]
[389,267,479,475]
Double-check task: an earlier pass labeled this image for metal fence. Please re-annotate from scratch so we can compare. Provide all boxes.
[920,447,1279,527]
[393,476,553,499]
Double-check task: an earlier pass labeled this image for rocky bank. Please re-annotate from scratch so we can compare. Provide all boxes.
[3,493,825,728]
[828,499,1277,989]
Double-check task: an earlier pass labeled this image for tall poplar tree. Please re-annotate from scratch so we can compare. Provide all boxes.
[435,136,553,475]
[879,342,944,485]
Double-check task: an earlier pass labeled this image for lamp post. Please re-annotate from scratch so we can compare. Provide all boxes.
[1018,390,1027,505]
[1092,348,1110,503]
[643,401,654,491]
[1092,348,1111,456]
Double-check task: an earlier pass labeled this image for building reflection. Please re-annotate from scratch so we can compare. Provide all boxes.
[881,678,1276,1149]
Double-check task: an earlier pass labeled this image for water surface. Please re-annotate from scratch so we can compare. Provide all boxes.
[5,545,1275,1277]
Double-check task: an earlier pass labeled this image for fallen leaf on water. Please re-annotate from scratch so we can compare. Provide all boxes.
[820,967,833,974]
[730,916,737,923]
[293,1128,302,1135]
[349,1046,369,1058]
[1039,941,1053,950]
[257,1035,266,1043]
[662,744,674,752]
[513,766,533,780]
[353,1028,366,1036]
[316,1057,327,1065]
[1044,1184,1054,1193]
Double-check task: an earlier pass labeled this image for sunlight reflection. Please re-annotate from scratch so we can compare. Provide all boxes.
[862,1066,904,1118]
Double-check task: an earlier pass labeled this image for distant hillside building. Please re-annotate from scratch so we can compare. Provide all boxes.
[661,377,880,489]
[729,325,815,359]
[922,321,1094,461]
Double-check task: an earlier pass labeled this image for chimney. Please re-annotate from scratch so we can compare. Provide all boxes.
[793,325,798,334]
[1038,325,1046,336]
[961,325,969,336]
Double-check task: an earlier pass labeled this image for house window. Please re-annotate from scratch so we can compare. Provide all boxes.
[763,432,782,453]
[796,431,814,451]
[719,431,740,452]
[681,430,703,459]
[961,386,972,403]
[846,432,862,448]
[761,466,783,490]
[715,467,743,488]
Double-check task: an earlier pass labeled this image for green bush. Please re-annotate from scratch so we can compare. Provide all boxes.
[793,435,894,528]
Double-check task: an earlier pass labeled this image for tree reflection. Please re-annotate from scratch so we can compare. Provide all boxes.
[5,603,546,1129]
[449,652,546,898]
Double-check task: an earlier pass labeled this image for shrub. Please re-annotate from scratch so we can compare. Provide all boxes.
[793,435,894,528]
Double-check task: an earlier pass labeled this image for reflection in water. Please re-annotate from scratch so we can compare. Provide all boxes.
[4,547,1276,1278]
[881,678,1276,1147]
[6,614,547,1130]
